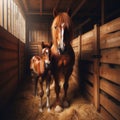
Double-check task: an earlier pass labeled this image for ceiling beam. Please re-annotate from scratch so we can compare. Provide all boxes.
[40,0,42,15]
[26,12,52,16]
[71,0,87,18]
[21,0,29,12]
[66,0,74,13]
[101,0,104,25]
[55,0,61,9]
[74,18,91,31]
[106,8,120,20]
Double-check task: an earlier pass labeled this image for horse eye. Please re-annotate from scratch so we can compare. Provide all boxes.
[54,26,57,29]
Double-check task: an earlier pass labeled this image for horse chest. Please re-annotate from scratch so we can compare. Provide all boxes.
[57,55,69,67]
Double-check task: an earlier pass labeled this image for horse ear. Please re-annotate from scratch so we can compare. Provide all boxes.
[67,8,72,17]
[53,8,58,17]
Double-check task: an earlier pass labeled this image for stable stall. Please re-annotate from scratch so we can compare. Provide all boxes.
[0,0,120,119]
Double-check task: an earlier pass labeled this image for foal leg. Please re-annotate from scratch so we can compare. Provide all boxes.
[46,75,51,112]
[34,76,38,97]
[31,70,35,82]
[39,77,44,112]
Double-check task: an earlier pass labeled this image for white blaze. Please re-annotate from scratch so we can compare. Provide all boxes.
[60,23,65,51]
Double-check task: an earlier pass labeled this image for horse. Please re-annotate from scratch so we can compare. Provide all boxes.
[51,10,75,112]
[30,42,51,112]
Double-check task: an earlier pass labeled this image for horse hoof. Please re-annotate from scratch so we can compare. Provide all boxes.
[55,105,63,113]
[63,100,69,108]
[39,108,43,112]
[47,108,50,112]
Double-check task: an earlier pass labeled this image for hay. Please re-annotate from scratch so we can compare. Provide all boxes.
[0,76,103,120]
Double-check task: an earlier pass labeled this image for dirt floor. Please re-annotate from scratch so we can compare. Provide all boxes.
[0,76,104,120]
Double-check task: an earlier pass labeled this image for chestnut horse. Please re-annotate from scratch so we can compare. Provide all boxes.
[30,43,51,112]
[51,10,75,112]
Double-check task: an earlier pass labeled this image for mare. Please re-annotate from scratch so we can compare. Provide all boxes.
[30,42,51,112]
[51,10,75,112]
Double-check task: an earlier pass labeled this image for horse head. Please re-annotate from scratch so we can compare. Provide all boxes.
[51,10,73,54]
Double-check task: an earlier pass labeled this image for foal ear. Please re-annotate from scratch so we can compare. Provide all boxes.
[41,41,44,48]
[42,41,51,48]
[66,8,72,17]
[53,8,58,17]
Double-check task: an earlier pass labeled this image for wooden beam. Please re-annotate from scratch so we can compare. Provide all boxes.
[106,8,120,20]
[67,0,74,10]
[21,0,29,12]
[40,0,42,15]
[26,12,52,16]
[71,0,87,18]
[55,0,61,9]
[101,0,104,25]
[14,0,26,18]
[74,18,91,31]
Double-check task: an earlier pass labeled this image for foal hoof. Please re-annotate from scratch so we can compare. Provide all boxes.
[55,105,63,113]
[63,100,69,108]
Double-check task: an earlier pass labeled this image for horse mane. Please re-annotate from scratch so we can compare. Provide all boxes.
[51,12,73,45]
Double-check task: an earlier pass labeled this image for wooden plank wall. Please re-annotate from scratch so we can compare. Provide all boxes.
[0,0,26,43]
[28,42,42,57]
[71,36,80,86]
[0,26,25,110]
[28,23,50,43]
[26,22,51,74]
[99,17,120,120]
[72,17,120,120]
[80,29,95,102]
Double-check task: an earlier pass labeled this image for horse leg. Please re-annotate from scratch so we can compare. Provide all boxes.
[39,77,44,112]
[54,75,63,112]
[46,74,51,112]
[63,72,72,108]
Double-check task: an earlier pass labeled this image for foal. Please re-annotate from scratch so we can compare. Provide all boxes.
[30,44,51,112]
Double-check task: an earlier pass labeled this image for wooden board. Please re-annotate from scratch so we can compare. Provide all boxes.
[100,79,120,101]
[0,25,25,110]
[100,48,120,65]
[100,93,120,120]
[100,64,120,85]
[100,17,120,36]
[86,83,93,97]
[100,31,120,49]
[100,106,115,120]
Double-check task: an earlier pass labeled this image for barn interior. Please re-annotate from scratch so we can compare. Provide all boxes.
[0,0,120,120]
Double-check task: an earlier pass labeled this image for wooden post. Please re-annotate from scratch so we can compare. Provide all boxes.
[79,35,82,60]
[93,24,100,111]
[18,39,21,84]
[0,0,3,26]
[11,0,13,34]
[4,0,8,30]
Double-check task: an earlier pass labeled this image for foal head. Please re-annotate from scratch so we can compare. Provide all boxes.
[51,11,73,53]
[41,42,51,67]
